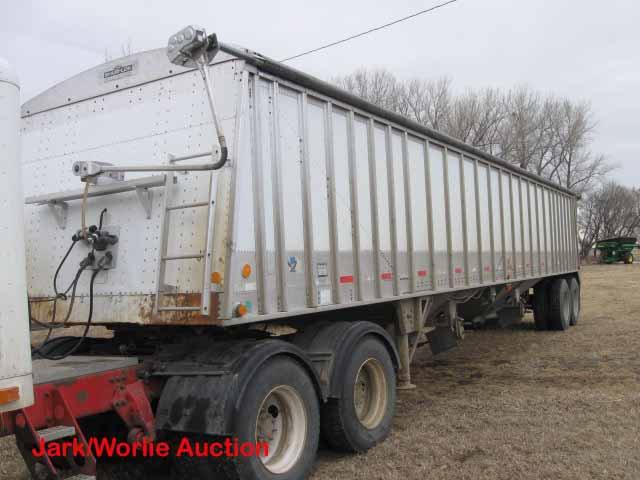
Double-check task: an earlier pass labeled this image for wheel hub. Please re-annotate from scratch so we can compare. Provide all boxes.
[256,385,307,474]
[353,358,388,429]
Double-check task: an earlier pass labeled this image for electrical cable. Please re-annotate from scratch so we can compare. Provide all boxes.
[53,240,77,299]
[280,0,460,62]
[31,263,86,353]
[30,207,111,359]
[35,265,103,361]
[31,252,91,352]
[29,240,77,340]
[60,262,90,325]
[98,208,107,230]
[30,247,88,334]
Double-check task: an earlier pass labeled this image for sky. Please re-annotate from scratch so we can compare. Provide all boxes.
[1,0,638,186]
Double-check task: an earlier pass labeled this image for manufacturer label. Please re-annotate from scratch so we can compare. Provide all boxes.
[100,61,138,83]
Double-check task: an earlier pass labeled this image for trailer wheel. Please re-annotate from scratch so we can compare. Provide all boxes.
[548,278,571,331]
[321,336,396,453]
[569,278,580,326]
[173,356,319,480]
[532,283,549,331]
[624,253,634,264]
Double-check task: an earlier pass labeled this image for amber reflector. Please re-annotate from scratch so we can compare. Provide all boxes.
[211,271,222,284]
[0,387,19,405]
[241,264,252,279]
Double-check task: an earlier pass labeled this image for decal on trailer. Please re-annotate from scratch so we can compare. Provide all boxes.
[287,256,298,273]
[100,61,138,83]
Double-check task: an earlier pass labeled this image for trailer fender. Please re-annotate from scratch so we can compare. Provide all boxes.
[292,321,399,399]
[154,338,323,437]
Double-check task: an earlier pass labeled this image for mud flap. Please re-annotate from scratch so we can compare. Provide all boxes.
[497,306,523,328]
[153,338,324,437]
[427,327,458,355]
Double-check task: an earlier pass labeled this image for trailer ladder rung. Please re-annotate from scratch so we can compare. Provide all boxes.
[157,306,202,312]
[154,168,216,316]
[37,425,76,442]
[166,201,210,211]
[162,253,205,261]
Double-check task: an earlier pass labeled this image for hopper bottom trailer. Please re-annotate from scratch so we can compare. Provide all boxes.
[0,27,581,480]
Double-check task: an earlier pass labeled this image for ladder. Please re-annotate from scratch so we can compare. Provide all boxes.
[154,161,217,317]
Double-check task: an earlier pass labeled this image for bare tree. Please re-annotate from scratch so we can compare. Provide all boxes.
[334,68,402,113]
[401,77,452,130]
[550,100,613,193]
[578,182,640,257]
[448,87,505,151]
[498,88,549,171]
[334,70,612,193]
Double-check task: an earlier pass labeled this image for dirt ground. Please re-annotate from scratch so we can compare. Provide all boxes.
[2,264,639,479]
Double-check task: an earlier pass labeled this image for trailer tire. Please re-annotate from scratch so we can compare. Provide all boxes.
[569,277,580,326]
[172,356,319,480]
[625,253,633,264]
[548,278,571,331]
[532,283,550,331]
[321,336,396,453]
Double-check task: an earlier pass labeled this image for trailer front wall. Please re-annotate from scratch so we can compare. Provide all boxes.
[21,54,244,325]
[225,71,579,323]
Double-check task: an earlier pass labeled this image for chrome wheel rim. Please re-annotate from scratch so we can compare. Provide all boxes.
[256,385,307,474]
[353,358,388,429]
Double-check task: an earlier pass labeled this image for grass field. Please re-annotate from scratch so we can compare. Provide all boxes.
[2,264,639,479]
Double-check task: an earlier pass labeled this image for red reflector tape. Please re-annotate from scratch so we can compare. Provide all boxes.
[380,272,393,281]
[417,270,428,277]
[339,275,354,284]
[454,267,463,274]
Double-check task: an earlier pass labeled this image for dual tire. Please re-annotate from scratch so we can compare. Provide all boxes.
[533,277,580,330]
[173,356,320,480]
[173,335,396,480]
[320,336,396,453]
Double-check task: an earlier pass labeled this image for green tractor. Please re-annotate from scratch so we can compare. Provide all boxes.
[594,237,640,264]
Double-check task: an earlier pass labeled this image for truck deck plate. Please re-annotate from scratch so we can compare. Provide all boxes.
[32,356,139,385]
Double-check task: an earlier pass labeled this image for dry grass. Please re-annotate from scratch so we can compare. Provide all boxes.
[2,264,639,479]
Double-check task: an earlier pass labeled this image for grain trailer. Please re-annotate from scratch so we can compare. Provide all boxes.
[0,27,581,480]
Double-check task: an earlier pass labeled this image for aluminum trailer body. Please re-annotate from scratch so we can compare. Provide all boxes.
[22,45,579,328]
[4,29,582,480]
